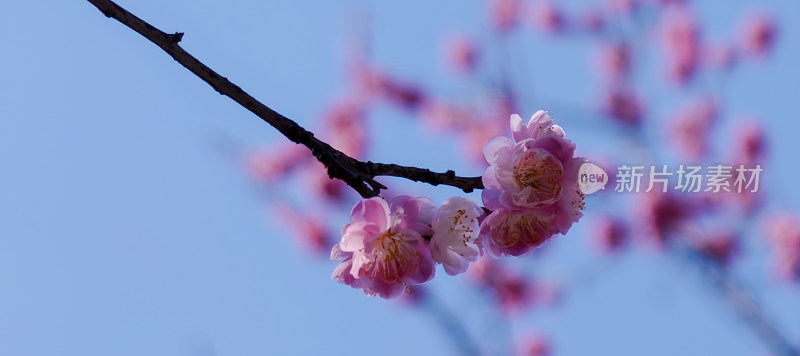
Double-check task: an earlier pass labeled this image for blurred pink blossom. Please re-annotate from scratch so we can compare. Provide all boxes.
[468,257,532,312]
[357,68,427,110]
[245,144,311,182]
[596,41,631,82]
[469,257,558,313]
[529,1,564,34]
[731,120,767,166]
[695,231,738,266]
[606,0,639,15]
[740,14,777,57]
[660,7,699,83]
[322,100,366,159]
[490,94,518,127]
[701,120,767,212]
[669,97,717,161]
[462,95,516,163]
[420,101,476,131]
[704,43,737,71]
[464,121,506,164]
[272,204,332,255]
[763,214,800,281]
[577,8,606,34]
[493,274,533,313]
[490,0,519,32]
[637,191,692,245]
[518,332,551,356]
[331,196,436,299]
[653,0,685,5]
[444,35,478,75]
[602,87,644,126]
[304,162,347,202]
[592,216,628,254]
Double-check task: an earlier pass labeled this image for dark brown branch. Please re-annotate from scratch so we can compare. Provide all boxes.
[368,163,483,193]
[87,0,483,198]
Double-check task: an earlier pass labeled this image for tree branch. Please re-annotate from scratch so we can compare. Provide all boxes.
[87,0,483,198]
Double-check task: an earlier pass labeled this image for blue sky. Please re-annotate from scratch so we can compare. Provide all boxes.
[1,1,798,355]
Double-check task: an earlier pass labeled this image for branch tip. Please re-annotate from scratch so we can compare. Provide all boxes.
[169,32,184,43]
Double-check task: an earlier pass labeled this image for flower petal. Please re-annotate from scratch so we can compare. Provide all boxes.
[483,136,514,164]
[526,110,554,139]
[510,114,527,142]
[330,243,350,260]
[339,221,379,252]
[350,197,391,230]
[331,257,355,284]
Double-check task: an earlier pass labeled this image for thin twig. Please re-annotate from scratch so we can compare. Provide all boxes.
[86,0,483,198]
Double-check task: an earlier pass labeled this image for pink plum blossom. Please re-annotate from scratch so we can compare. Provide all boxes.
[480,207,559,257]
[430,197,484,275]
[480,112,586,256]
[483,113,578,209]
[509,111,566,143]
[331,196,436,299]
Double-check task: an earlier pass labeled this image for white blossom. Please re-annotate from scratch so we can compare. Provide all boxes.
[430,197,484,275]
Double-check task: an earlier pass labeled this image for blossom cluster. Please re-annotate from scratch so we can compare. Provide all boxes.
[331,112,587,298]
